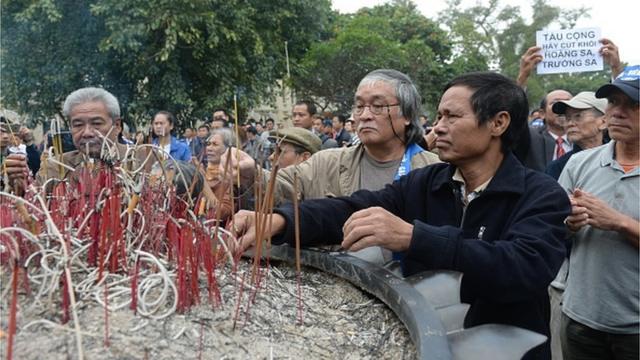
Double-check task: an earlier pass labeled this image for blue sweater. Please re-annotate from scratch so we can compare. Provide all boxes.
[274,153,570,359]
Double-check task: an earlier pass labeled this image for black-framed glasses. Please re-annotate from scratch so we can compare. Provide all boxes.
[352,103,400,115]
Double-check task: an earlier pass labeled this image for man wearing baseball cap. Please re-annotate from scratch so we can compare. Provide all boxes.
[544,92,608,180]
[559,65,639,360]
[268,127,321,169]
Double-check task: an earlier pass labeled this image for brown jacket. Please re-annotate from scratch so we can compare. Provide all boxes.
[263,143,440,205]
[36,143,146,185]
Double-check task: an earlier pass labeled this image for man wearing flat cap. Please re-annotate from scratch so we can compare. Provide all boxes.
[559,65,639,360]
[544,92,609,180]
[268,127,321,169]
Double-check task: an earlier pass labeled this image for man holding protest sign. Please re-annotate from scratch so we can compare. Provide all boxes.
[517,35,622,172]
[518,37,623,86]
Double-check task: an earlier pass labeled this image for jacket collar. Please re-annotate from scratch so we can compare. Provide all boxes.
[152,135,177,146]
[432,152,525,195]
[339,143,366,195]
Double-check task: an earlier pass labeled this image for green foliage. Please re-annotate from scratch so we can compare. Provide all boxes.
[292,0,459,115]
[438,0,608,109]
[1,0,332,129]
[1,0,127,125]
[2,0,608,126]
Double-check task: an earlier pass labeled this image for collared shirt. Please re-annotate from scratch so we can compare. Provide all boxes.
[151,136,191,162]
[452,168,492,207]
[548,131,572,160]
[559,141,639,334]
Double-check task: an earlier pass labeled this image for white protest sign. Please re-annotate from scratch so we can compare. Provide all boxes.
[536,27,603,75]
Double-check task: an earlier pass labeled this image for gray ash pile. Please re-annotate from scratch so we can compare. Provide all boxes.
[2,259,415,359]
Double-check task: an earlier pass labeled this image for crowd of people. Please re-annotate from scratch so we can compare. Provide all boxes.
[0,37,638,360]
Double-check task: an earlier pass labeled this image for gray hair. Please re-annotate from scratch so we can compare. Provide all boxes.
[357,69,424,145]
[62,87,120,120]
[209,128,236,148]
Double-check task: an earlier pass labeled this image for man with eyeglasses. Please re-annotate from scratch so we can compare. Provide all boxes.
[232,72,570,359]
[518,39,622,173]
[540,91,609,360]
[3,87,204,199]
[544,92,608,180]
[223,69,439,207]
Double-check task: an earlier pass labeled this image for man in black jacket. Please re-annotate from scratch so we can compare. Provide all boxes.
[233,72,570,359]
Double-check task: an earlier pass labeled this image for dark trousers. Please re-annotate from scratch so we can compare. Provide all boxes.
[561,313,639,360]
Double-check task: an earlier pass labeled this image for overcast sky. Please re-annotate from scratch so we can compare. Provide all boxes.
[331,0,640,66]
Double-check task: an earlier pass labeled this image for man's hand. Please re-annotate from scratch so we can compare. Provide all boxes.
[573,189,624,232]
[228,210,286,253]
[3,153,29,185]
[599,38,623,78]
[219,147,256,188]
[18,127,34,145]
[565,194,589,232]
[342,207,413,252]
[572,189,639,247]
[517,46,543,87]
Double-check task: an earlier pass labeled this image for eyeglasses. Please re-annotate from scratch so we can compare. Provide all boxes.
[352,103,400,115]
[565,111,597,123]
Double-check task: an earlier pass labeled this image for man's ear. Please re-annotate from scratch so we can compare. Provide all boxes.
[490,111,511,137]
[301,152,312,162]
[596,115,607,131]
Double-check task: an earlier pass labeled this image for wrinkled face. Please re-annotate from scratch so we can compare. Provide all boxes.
[606,89,640,144]
[69,101,117,158]
[206,133,227,164]
[564,108,605,146]
[312,118,322,133]
[353,81,407,147]
[434,86,495,164]
[152,114,173,138]
[292,105,313,129]
[544,90,572,129]
[269,142,305,169]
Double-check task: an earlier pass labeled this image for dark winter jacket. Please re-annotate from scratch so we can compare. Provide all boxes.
[273,152,570,359]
